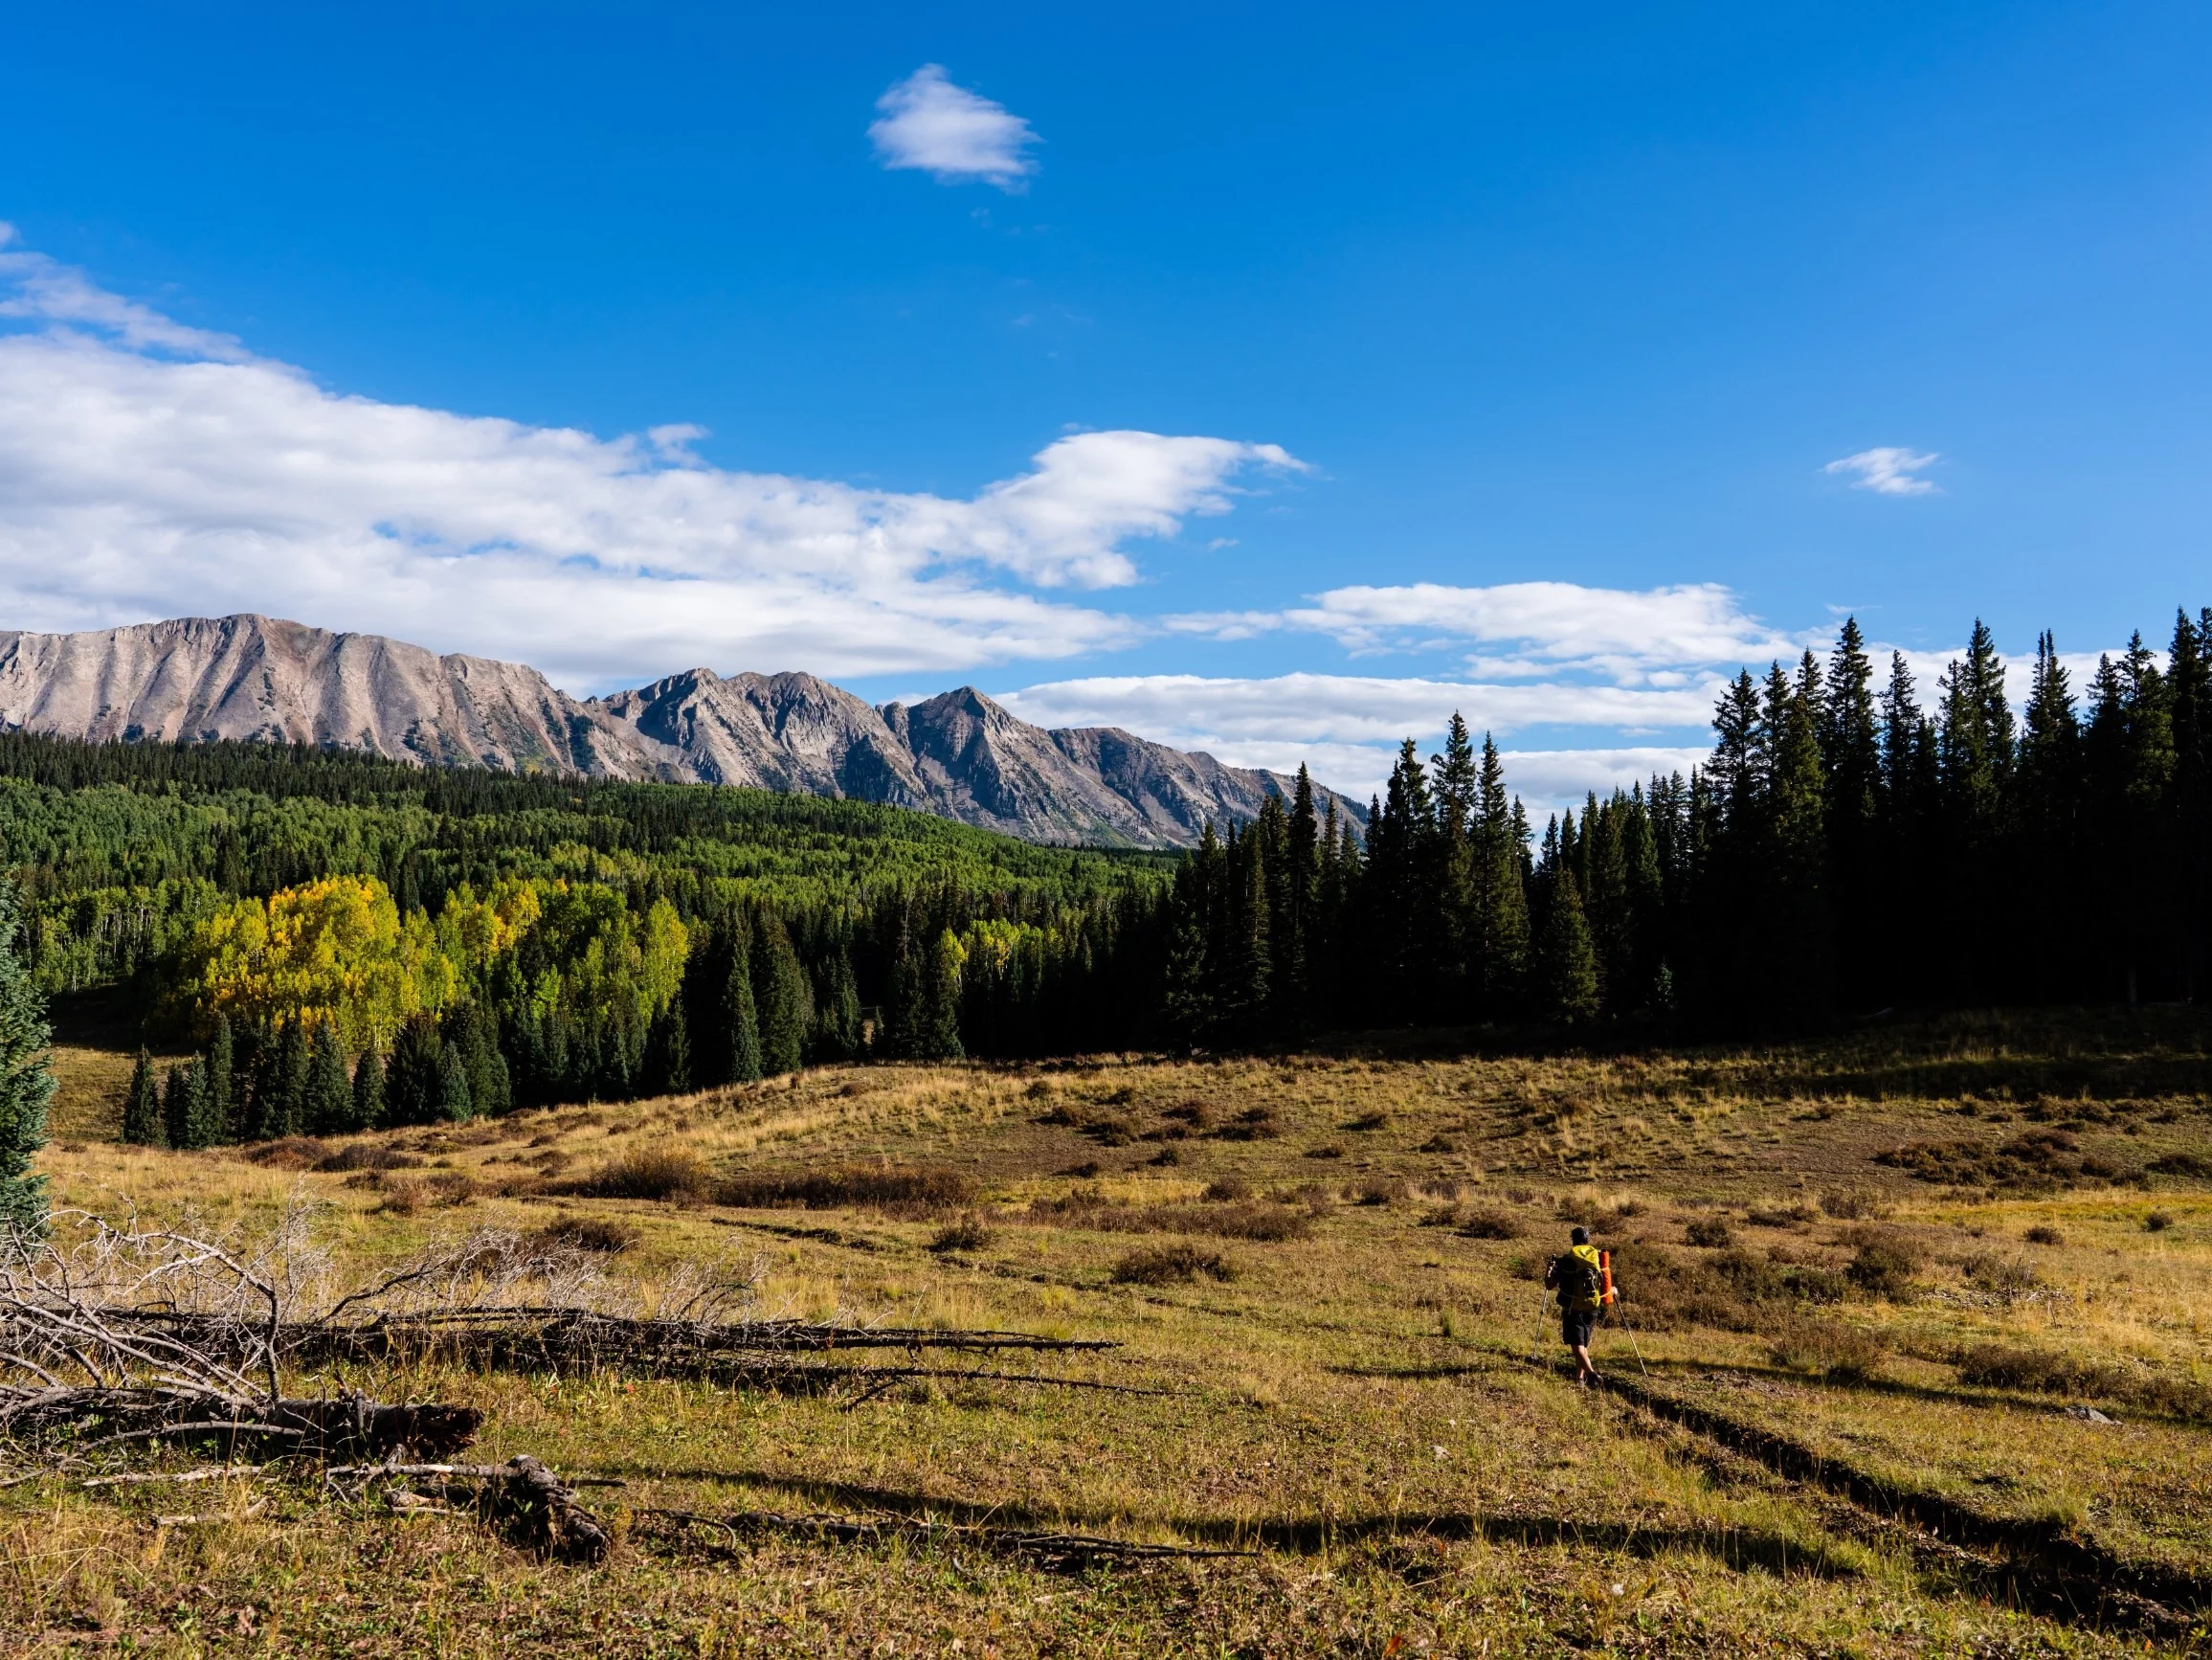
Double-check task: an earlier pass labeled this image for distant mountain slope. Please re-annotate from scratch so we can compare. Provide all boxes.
[0,616,1362,848]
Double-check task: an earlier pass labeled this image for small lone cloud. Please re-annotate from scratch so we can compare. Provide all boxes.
[870,64,1039,190]
[1824,446,1939,496]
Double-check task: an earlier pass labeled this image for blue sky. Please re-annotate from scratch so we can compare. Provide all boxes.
[2,3,2209,807]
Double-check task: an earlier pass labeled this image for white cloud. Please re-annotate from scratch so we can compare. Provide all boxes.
[994,671,1720,803]
[0,238,1297,690]
[1824,446,1939,496]
[1169,578,1812,684]
[870,65,1039,190]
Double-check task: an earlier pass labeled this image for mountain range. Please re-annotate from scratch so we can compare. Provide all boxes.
[0,615,1361,849]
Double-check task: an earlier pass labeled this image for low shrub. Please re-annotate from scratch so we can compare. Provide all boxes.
[1212,1107,1279,1142]
[1684,1217,1734,1249]
[714,1162,977,1217]
[1196,1202,1310,1242]
[2023,1224,2066,1245]
[570,1148,711,1203]
[1351,1178,1406,1207]
[1343,1111,1389,1133]
[1305,1144,1345,1160]
[1843,1231,1926,1300]
[249,1137,330,1170]
[425,1171,480,1205]
[1455,1209,1524,1241]
[315,1142,424,1173]
[1201,1177,1251,1203]
[1960,1250,2042,1294]
[2145,1209,2175,1232]
[1820,1190,1880,1220]
[1110,1245,1237,1286]
[1770,1316,1887,1382]
[929,1214,997,1253]
[2147,1152,2212,1178]
[1956,1342,2212,1420]
[1747,1203,1818,1227]
[529,1215,640,1255]
[1418,1135,1460,1154]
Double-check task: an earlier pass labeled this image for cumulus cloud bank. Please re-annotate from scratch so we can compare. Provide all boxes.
[870,65,1039,189]
[0,230,1294,689]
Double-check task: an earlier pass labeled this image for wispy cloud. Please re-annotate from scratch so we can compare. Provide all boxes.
[994,672,1721,806]
[1824,445,1939,496]
[0,236,1296,690]
[870,65,1039,190]
[1168,579,1811,684]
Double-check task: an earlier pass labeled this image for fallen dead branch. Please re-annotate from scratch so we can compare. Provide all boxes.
[637,1506,1257,1573]
[329,1456,614,1563]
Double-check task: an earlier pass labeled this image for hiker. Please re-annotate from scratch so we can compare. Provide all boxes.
[1544,1225,1608,1385]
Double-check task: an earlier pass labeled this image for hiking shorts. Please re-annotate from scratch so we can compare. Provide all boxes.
[1562,1309,1597,1349]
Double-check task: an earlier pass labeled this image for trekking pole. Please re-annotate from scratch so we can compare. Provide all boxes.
[1526,1283,1551,1365]
[1613,1295,1650,1379]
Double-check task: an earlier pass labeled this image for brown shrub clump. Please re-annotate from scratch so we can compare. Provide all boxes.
[715,1162,977,1218]
[1684,1216,1734,1249]
[1455,1209,1524,1241]
[1770,1316,1887,1382]
[316,1142,425,1174]
[568,1148,712,1203]
[1110,1244,1237,1286]
[928,1214,998,1253]
[529,1215,641,1255]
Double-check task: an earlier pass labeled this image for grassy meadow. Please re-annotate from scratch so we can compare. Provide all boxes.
[10,1008,2212,1656]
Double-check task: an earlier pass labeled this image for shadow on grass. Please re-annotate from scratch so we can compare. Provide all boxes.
[599,1465,1862,1579]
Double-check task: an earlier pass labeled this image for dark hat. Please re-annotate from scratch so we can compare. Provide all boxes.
[1570,1225,1591,1245]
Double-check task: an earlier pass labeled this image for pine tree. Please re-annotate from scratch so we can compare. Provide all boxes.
[205,1014,235,1142]
[436,1041,474,1121]
[443,1003,511,1117]
[915,930,966,1061]
[644,1003,692,1095]
[1161,826,1218,1047]
[1823,619,1882,1006]
[754,918,813,1076]
[351,1045,386,1131]
[165,1058,217,1151]
[725,921,762,1082]
[305,1021,354,1133]
[122,1048,164,1147]
[1531,856,1600,1025]
[0,882,56,1237]
[1468,735,1529,1016]
[811,945,863,1061]
[385,1013,444,1126]
[1283,768,1320,1030]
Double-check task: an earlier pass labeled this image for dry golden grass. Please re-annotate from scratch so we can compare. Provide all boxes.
[9,1012,2211,1654]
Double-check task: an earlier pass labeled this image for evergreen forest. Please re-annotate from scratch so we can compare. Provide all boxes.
[5,605,2206,1145]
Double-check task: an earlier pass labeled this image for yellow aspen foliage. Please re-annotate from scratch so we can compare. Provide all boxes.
[181,874,456,1049]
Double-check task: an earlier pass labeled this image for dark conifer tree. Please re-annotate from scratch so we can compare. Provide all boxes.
[123,1048,164,1147]
[1531,834,1599,1025]
[644,1002,692,1095]
[385,1013,445,1126]
[811,944,863,1061]
[0,882,56,1236]
[436,1040,474,1120]
[754,917,813,1075]
[1161,824,1219,1047]
[1822,619,1882,1006]
[164,1058,215,1151]
[205,1014,235,1142]
[725,920,763,1082]
[1282,768,1321,1031]
[305,1021,354,1133]
[915,930,967,1061]
[2018,632,2084,998]
[351,1044,386,1131]
[1468,735,1529,1017]
[442,1003,511,1117]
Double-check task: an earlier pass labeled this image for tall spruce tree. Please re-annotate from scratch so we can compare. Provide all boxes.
[351,1044,386,1132]
[1531,841,1600,1025]
[0,882,56,1238]
[123,1048,164,1147]
[753,918,813,1076]
[205,1015,235,1142]
[916,929,967,1061]
[305,1021,354,1133]
[725,921,763,1082]
[436,1041,474,1120]
[385,1013,444,1126]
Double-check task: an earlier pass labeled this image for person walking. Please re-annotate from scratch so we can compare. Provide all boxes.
[1544,1225,1607,1385]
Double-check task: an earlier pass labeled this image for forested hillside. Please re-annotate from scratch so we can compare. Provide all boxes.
[6,605,2207,1146]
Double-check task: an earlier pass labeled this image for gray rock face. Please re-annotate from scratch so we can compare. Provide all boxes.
[0,615,1362,848]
